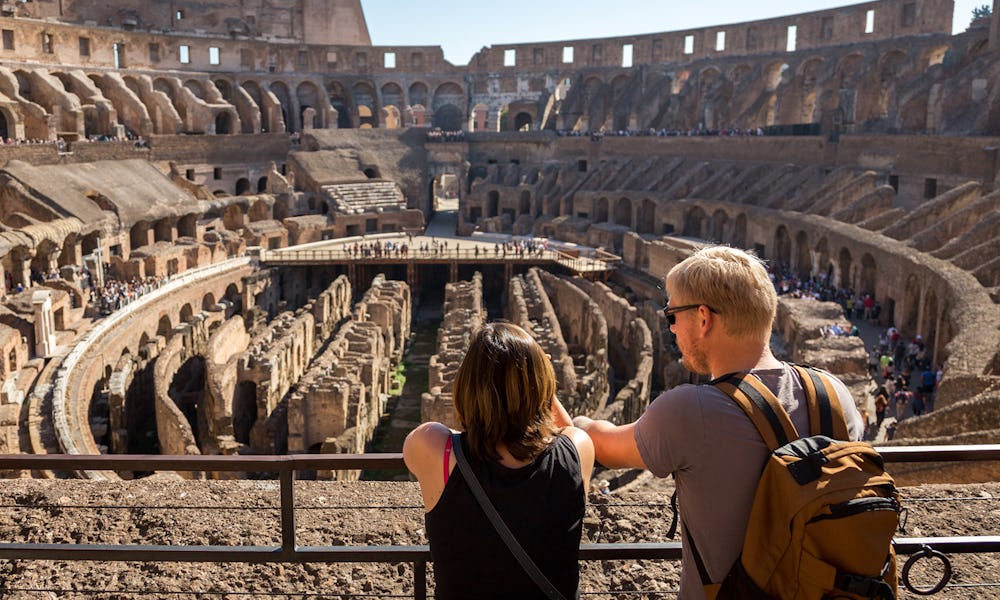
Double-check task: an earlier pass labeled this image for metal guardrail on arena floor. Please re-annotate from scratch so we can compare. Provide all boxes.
[0,447,998,598]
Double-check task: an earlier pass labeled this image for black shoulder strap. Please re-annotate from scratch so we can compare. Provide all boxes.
[793,365,850,440]
[450,433,568,600]
[713,371,799,451]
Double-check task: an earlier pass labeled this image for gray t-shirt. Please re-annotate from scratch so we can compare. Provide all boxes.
[634,364,864,599]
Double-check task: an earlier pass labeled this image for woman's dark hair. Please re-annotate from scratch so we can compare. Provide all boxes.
[453,322,557,463]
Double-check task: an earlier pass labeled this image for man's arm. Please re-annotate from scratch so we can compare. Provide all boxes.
[572,416,647,470]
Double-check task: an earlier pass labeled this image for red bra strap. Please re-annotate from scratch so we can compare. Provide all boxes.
[443,435,453,485]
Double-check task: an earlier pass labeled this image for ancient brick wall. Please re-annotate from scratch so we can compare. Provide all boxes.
[422,273,484,429]
[534,269,610,416]
[571,278,653,424]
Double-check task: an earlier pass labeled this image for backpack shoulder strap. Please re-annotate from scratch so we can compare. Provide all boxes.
[792,365,850,440]
[713,372,799,451]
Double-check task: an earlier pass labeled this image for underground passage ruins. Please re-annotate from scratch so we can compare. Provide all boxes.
[0,0,994,490]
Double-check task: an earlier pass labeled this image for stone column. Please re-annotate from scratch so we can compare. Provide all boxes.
[32,290,57,357]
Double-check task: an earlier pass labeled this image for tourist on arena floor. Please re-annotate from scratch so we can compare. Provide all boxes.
[573,246,864,598]
[404,322,594,599]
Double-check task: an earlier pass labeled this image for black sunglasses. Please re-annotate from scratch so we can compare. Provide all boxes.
[663,303,719,325]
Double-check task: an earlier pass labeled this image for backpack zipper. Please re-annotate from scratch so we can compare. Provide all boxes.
[807,496,900,524]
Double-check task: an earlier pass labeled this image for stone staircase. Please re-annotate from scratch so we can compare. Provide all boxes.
[321,181,405,215]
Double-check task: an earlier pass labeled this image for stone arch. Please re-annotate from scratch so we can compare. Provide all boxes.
[223,205,243,230]
[763,62,788,92]
[157,315,173,338]
[326,80,353,129]
[836,53,865,87]
[0,106,11,141]
[921,288,938,353]
[710,209,727,243]
[179,303,194,323]
[922,44,950,68]
[184,79,207,101]
[257,177,268,193]
[409,81,429,109]
[215,112,233,134]
[240,81,270,133]
[353,81,379,128]
[152,77,184,121]
[614,197,632,228]
[859,253,877,295]
[249,199,270,221]
[733,213,748,248]
[596,197,609,223]
[202,292,216,311]
[130,221,149,251]
[153,219,173,243]
[611,74,631,130]
[773,226,792,266]
[432,81,465,123]
[582,76,606,131]
[513,112,533,131]
[225,283,241,312]
[214,78,234,102]
[296,81,323,129]
[794,230,810,278]
[729,64,752,86]
[797,57,824,122]
[815,237,832,278]
[269,81,295,132]
[381,105,401,129]
[470,103,489,131]
[380,82,404,112]
[433,104,464,131]
[638,199,656,234]
[837,247,853,288]
[487,190,499,218]
[178,214,197,239]
[683,206,708,238]
[902,273,920,335]
[233,380,257,445]
[235,178,251,195]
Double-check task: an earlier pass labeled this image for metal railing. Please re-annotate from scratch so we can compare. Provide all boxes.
[260,246,619,273]
[0,445,998,598]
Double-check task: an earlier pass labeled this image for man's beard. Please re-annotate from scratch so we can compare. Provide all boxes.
[680,340,711,376]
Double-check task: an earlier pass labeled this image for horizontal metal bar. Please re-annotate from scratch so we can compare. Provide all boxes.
[894,536,1000,554]
[1,445,998,472]
[0,539,996,564]
[876,445,1000,462]
[0,453,406,471]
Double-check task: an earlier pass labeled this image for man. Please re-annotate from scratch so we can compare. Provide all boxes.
[574,246,864,599]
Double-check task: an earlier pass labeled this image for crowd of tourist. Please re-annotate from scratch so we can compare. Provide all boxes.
[94,275,169,315]
[766,262,942,438]
[426,129,465,142]
[1,135,149,150]
[557,126,767,139]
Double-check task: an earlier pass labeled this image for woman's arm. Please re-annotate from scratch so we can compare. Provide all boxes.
[561,425,595,492]
[403,421,455,512]
[551,396,573,428]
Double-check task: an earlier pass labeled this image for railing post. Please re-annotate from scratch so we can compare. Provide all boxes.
[280,463,296,558]
[414,559,427,600]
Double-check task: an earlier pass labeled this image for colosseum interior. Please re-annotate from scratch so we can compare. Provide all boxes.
[0,0,997,593]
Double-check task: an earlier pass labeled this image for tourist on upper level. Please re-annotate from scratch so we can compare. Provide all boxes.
[403,321,594,599]
[573,246,863,599]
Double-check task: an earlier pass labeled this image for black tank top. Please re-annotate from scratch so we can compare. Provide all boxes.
[425,432,584,600]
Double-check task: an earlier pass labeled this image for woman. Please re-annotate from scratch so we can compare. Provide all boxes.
[404,322,594,599]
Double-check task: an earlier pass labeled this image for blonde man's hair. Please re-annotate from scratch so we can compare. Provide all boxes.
[666,246,777,339]
[453,322,557,463]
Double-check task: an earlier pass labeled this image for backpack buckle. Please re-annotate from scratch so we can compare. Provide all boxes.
[833,572,894,599]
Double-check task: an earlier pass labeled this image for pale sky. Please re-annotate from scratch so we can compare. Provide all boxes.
[360,1,987,66]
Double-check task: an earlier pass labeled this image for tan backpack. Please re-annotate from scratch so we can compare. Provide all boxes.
[689,365,900,600]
